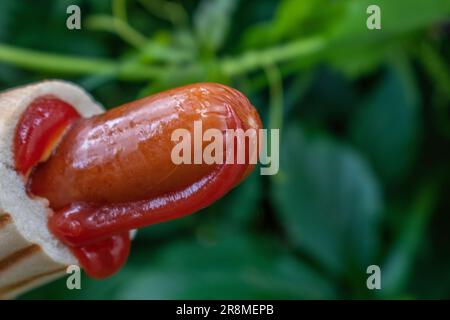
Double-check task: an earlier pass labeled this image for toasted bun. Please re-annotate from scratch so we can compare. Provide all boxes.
[0,80,104,298]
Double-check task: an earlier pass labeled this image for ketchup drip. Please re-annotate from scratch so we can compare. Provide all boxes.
[14,83,262,278]
[14,95,80,176]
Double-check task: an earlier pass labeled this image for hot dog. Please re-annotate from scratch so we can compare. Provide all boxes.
[17,83,262,278]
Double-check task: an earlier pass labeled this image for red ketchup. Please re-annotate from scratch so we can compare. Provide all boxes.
[14,83,262,278]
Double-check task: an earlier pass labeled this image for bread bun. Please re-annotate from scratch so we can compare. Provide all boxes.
[0,80,104,298]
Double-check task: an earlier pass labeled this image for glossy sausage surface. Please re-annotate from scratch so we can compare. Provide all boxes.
[30,83,261,210]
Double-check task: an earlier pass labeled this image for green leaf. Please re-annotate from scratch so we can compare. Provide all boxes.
[194,0,239,53]
[326,38,402,77]
[241,0,344,49]
[240,0,450,76]
[117,234,336,299]
[272,124,382,277]
[326,0,450,76]
[329,0,450,41]
[271,0,317,39]
[349,62,421,184]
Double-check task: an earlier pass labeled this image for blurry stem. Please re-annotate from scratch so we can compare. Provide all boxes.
[233,61,314,97]
[0,37,325,81]
[97,0,148,49]
[381,181,440,297]
[283,73,314,114]
[418,42,450,97]
[263,64,284,132]
[418,42,450,137]
[113,0,128,22]
[263,64,284,183]
[138,0,188,27]
[0,44,164,80]
[139,41,194,64]
[87,15,147,49]
[0,43,114,74]
[222,36,326,77]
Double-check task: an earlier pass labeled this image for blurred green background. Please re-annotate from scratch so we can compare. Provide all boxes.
[1,0,449,299]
